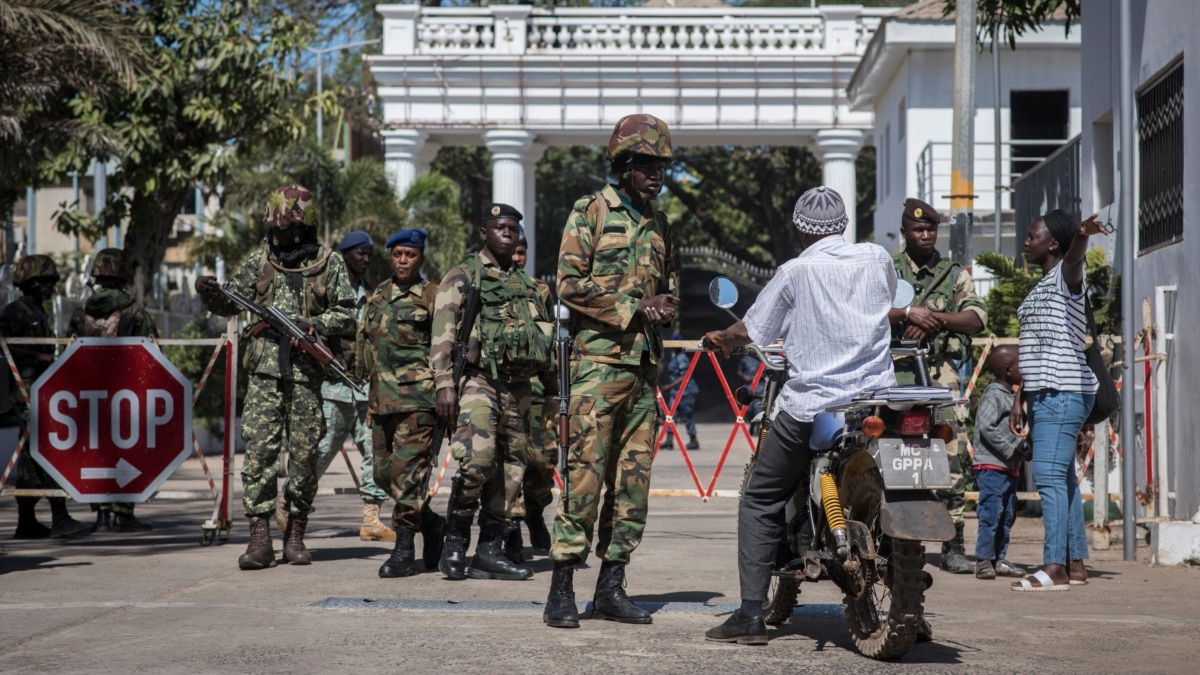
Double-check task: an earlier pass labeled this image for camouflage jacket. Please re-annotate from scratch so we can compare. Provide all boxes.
[322,278,370,403]
[557,184,678,366]
[67,288,160,339]
[892,248,987,367]
[0,296,55,417]
[357,277,438,414]
[431,248,553,391]
[201,245,356,382]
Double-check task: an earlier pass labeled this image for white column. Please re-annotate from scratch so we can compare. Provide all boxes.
[814,129,866,243]
[382,129,426,200]
[522,142,548,276]
[485,129,535,223]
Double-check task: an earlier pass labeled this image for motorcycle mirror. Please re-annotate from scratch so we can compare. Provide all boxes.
[708,277,739,309]
[892,279,915,309]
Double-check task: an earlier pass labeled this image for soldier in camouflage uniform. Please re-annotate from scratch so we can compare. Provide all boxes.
[297,231,395,543]
[431,203,554,582]
[889,198,987,576]
[2,256,91,539]
[196,184,356,570]
[509,228,556,556]
[359,228,446,578]
[67,248,160,533]
[544,114,680,629]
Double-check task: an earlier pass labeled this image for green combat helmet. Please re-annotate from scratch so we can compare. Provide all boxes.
[263,184,318,229]
[12,254,60,286]
[605,113,674,162]
[92,248,131,280]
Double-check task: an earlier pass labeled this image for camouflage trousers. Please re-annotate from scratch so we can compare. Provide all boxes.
[514,396,559,519]
[897,356,969,525]
[241,375,325,518]
[447,373,530,529]
[551,358,656,566]
[310,397,387,504]
[373,410,436,531]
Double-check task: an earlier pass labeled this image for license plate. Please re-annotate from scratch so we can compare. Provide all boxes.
[871,438,953,490]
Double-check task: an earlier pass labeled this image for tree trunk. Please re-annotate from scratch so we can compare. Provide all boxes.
[124,187,190,300]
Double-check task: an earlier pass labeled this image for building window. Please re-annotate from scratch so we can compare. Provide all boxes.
[1010,90,1070,178]
[1137,61,1184,253]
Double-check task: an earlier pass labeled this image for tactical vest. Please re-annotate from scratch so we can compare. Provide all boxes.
[252,247,334,320]
[895,256,967,363]
[470,257,554,380]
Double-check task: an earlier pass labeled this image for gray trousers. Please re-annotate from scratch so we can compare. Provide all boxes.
[738,411,813,603]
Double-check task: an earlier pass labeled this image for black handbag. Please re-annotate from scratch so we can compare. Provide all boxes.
[1084,297,1120,425]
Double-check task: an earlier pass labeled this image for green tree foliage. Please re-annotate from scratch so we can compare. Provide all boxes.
[0,0,141,218]
[941,0,1082,48]
[976,247,1120,338]
[401,173,469,282]
[50,0,324,294]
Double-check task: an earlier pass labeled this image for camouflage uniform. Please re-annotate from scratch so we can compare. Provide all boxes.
[202,245,356,519]
[68,281,160,520]
[431,248,552,529]
[892,247,988,526]
[515,276,560,522]
[358,276,439,530]
[553,183,678,566]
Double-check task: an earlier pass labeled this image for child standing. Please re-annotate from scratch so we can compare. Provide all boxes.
[973,345,1029,579]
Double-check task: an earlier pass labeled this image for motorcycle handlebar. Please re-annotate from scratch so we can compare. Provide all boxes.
[691,340,786,372]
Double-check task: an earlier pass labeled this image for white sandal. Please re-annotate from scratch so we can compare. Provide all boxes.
[1011,568,1070,592]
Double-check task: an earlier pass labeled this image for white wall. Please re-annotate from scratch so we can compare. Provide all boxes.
[1081,0,1200,520]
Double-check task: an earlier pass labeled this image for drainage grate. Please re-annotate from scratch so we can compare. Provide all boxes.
[316,598,844,618]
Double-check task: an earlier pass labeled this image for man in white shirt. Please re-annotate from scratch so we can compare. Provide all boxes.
[702,186,897,645]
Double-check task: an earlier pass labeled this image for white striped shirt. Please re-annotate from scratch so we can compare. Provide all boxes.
[1016,261,1098,393]
[742,236,897,422]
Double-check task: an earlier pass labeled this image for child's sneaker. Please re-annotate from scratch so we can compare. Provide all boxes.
[994,559,1026,578]
[975,559,996,579]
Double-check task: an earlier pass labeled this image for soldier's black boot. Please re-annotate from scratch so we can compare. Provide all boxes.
[48,497,90,539]
[543,562,580,629]
[592,560,652,624]
[379,527,418,578]
[940,522,972,574]
[439,513,472,580]
[238,515,276,570]
[282,514,312,565]
[502,519,524,564]
[469,524,534,580]
[13,497,50,539]
[112,511,153,532]
[419,505,445,570]
[686,435,701,450]
[525,509,551,555]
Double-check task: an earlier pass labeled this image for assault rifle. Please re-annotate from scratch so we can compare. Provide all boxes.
[556,300,571,503]
[428,279,483,471]
[218,287,364,396]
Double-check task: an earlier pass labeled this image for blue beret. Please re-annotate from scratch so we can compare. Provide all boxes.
[517,225,527,245]
[482,203,523,223]
[386,228,428,250]
[337,230,372,251]
[670,332,684,340]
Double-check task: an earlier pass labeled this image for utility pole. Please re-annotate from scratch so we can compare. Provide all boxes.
[992,17,1003,253]
[1118,0,1137,561]
[949,0,978,265]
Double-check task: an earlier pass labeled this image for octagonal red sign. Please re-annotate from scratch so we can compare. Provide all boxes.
[30,338,193,502]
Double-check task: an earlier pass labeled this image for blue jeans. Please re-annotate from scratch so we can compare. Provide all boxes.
[973,468,1018,561]
[1027,389,1094,566]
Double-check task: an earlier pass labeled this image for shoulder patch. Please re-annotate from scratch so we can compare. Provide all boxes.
[572,194,598,213]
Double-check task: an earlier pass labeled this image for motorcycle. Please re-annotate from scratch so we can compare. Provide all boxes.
[707,276,957,660]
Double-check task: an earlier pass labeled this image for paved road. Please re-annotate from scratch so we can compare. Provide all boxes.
[2,423,1198,673]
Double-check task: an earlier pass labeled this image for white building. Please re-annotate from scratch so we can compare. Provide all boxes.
[846,0,1080,267]
[1075,0,1194,525]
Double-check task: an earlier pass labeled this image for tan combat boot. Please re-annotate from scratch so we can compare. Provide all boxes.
[360,502,396,542]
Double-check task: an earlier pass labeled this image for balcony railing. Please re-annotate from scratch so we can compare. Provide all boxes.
[914,139,1072,213]
[379,4,891,57]
[1010,135,1082,258]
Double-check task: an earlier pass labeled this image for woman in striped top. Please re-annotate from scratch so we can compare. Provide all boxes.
[1009,210,1108,591]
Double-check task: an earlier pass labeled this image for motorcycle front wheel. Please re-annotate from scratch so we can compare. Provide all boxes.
[840,468,926,660]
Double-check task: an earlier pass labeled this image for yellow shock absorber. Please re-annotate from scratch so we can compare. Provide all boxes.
[820,472,849,556]
[757,422,770,451]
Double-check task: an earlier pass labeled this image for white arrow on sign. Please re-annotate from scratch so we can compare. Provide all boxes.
[81,458,143,488]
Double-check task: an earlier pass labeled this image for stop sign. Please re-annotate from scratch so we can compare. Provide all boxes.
[30,337,193,503]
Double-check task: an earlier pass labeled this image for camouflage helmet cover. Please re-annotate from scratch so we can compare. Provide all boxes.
[13,254,59,286]
[263,184,318,229]
[605,114,674,161]
[92,248,131,279]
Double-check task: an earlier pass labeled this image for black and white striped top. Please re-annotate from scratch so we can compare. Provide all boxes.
[1016,261,1098,394]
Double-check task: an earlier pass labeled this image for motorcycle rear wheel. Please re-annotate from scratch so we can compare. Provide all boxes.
[840,468,926,660]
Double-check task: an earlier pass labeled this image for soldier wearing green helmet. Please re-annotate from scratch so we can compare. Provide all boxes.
[67,247,160,532]
[195,184,356,571]
[2,255,91,539]
[543,113,680,629]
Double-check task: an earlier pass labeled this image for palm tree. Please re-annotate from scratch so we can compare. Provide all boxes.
[0,0,142,216]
